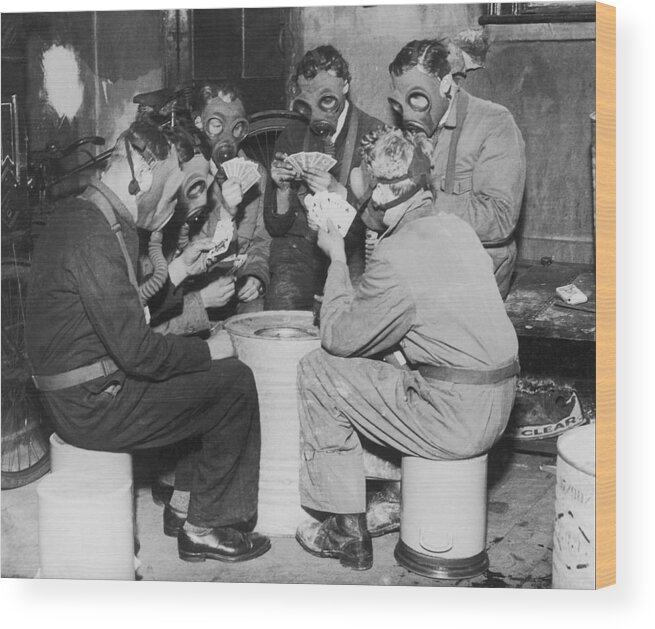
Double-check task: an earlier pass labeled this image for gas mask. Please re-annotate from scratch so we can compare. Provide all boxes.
[388,66,453,138]
[127,141,185,232]
[291,71,349,137]
[198,96,249,165]
[361,140,432,231]
[178,153,211,221]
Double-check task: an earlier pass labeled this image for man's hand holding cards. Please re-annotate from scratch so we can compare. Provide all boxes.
[221,157,261,194]
[205,218,234,268]
[304,191,357,237]
[284,152,337,178]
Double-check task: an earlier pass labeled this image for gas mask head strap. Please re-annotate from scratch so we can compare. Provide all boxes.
[373,142,431,191]
[124,136,140,196]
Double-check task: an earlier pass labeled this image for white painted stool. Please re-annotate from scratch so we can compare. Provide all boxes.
[394,453,489,579]
[37,433,135,580]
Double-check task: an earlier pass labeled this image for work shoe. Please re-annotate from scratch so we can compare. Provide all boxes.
[366,482,401,537]
[296,513,373,571]
[178,526,271,563]
[151,479,174,507]
[164,504,186,538]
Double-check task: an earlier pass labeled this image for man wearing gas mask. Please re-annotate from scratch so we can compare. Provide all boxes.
[264,45,383,310]
[137,122,217,327]
[294,128,518,570]
[387,39,526,299]
[193,82,270,314]
[151,83,271,336]
[26,119,271,565]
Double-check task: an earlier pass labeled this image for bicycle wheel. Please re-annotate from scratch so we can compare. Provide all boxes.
[1,257,51,489]
[242,110,305,171]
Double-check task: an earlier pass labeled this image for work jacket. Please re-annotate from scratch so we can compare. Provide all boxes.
[429,88,526,298]
[25,180,211,424]
[320,190,518,370]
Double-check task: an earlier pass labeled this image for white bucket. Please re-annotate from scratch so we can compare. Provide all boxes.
[395,454,489,579]
[225,311,321,536]
[37,471,135,580]
[49,432,133,483]
[552,423,595,589]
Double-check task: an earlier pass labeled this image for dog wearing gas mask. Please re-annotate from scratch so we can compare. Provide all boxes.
[388,39,526,299]
[263,45,384,311]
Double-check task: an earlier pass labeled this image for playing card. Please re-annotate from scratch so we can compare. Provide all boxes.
[286,152,337,176]
[284,154,304,176]
[239,167,260,193]
[207,218,234,262]
[222,157,260,193]
[304,191,357,237]
[305,151,337,172]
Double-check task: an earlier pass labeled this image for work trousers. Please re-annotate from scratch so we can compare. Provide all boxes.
[266,236,365,311]
[265,236,329,311]
[297,349,516,514]
[44,358,260,529]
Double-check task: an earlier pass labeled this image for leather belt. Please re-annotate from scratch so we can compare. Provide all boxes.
[32,358,119,392]
[416,358,520,386]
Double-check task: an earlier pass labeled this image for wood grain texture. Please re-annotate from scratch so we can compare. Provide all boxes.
[595,1,616,589]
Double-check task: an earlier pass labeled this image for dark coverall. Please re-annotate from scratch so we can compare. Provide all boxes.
[263,105,383,310]
[25,180,260,528]
[297,191,518,513]
[429,88,526,299]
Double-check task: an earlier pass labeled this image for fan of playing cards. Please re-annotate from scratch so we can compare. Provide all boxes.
[206,218,235,266]
[221,157,261,193]
[285,152,337,177]
[304,191,357,237]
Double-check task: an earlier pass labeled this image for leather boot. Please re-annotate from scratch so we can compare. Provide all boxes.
[296,513,373,571]
[178,526,271,563]
[366,481,401,537]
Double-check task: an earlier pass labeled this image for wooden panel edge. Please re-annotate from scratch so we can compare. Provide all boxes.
[595,1,616,589]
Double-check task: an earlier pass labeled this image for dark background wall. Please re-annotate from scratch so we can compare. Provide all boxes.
[466,22,596,265]
[2,11,163,154]
[2,6,595,265]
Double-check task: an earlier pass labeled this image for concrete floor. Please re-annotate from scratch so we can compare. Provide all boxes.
[2,443,556,587]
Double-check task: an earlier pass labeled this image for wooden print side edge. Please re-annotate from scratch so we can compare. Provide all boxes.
[595,1,616,589]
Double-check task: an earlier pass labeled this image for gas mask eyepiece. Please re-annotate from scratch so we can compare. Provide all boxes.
[292,71,348,138]
[179,153,211,221]
[206,117,249,165]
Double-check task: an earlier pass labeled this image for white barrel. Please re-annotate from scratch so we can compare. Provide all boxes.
[552,423,595,589]
[225,311,321,536]
[37,471,135,580]
[395,454,489,579]
[49,432,133,483]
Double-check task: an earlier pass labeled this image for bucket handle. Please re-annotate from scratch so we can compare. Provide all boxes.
[419,530,453,554]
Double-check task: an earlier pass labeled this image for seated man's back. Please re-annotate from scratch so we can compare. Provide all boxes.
[379,206,518,371]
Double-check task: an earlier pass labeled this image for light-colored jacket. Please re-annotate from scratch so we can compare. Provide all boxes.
[429,88,526,298]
